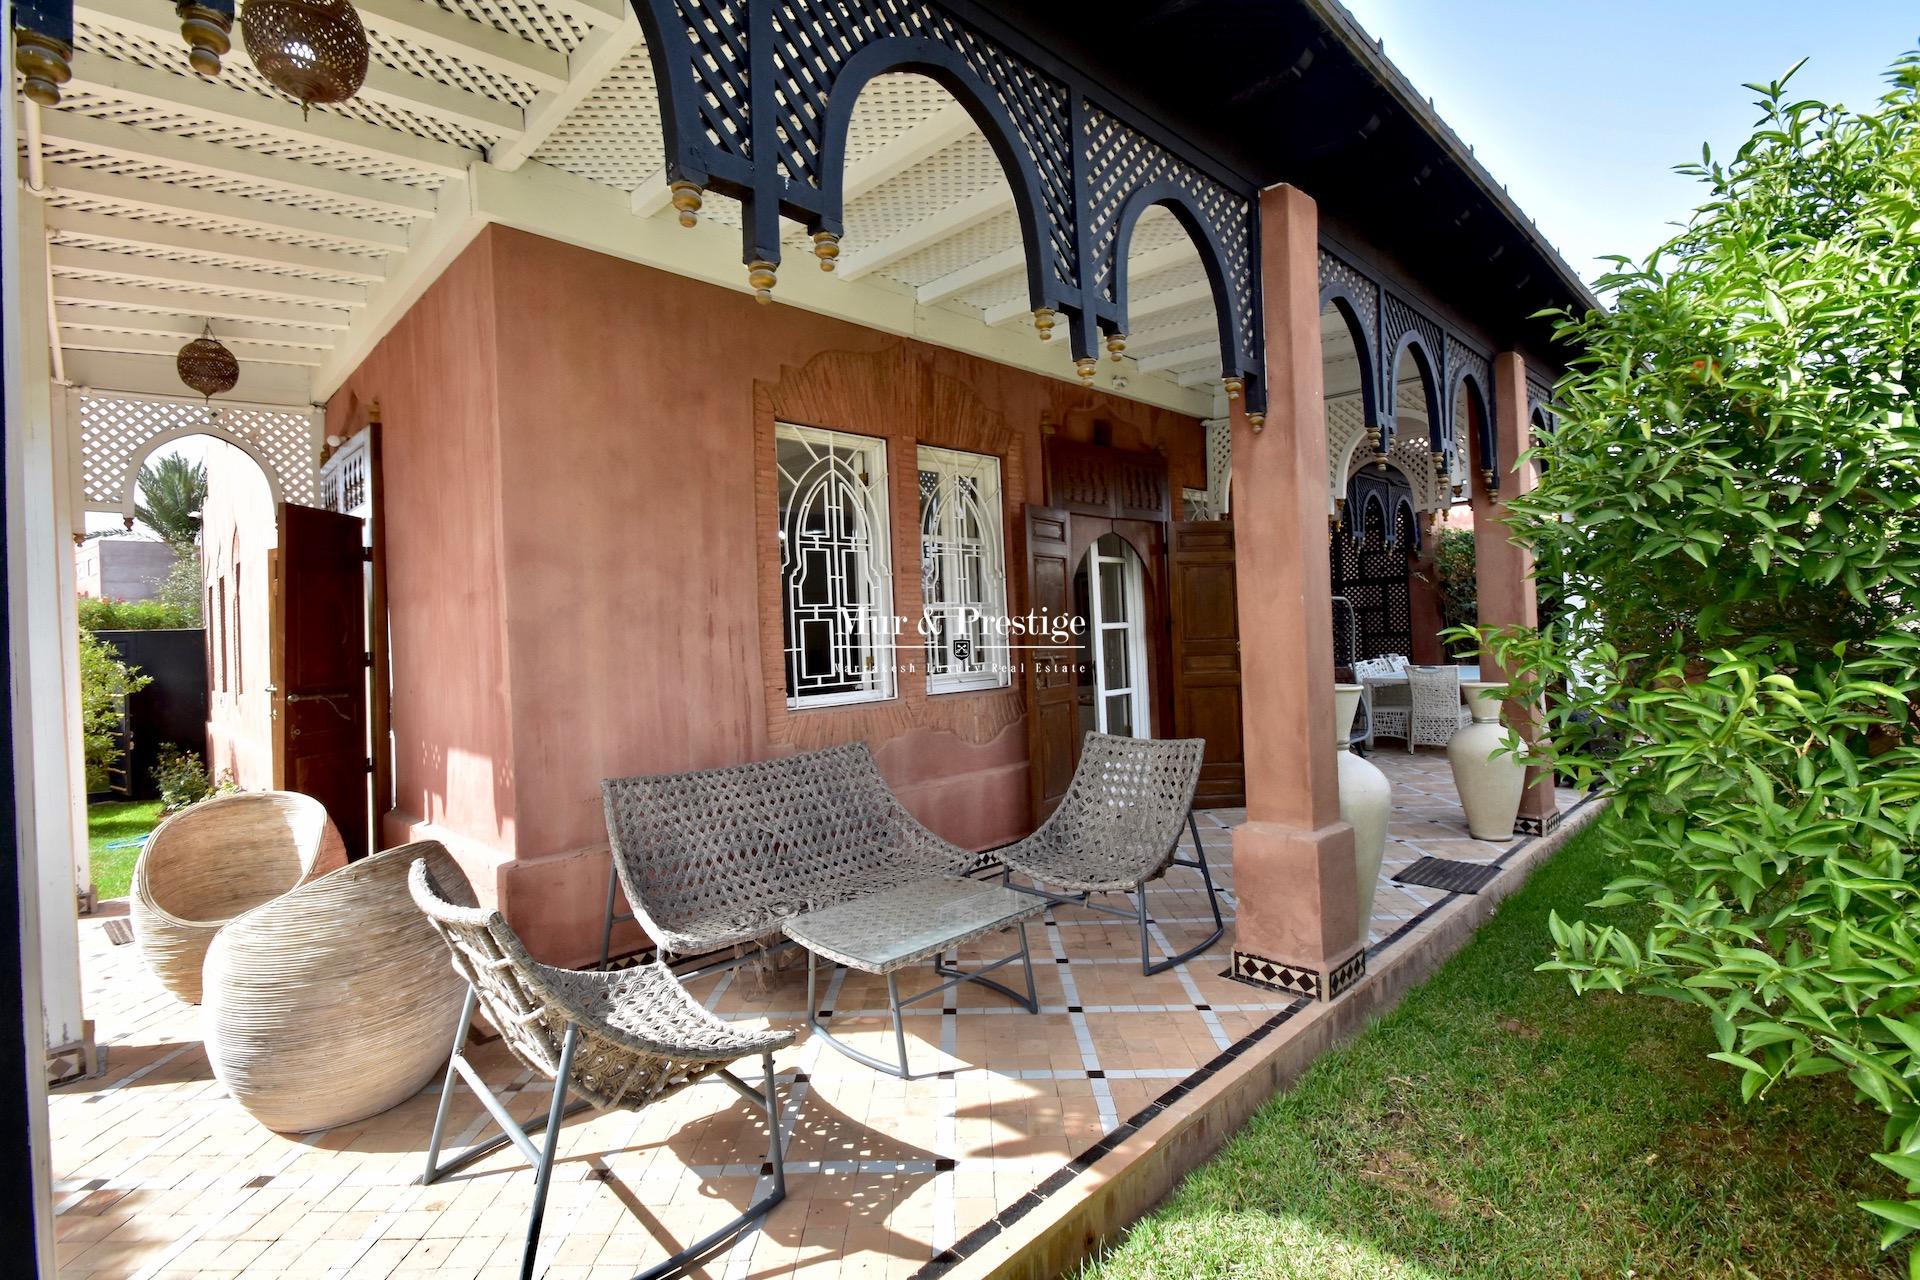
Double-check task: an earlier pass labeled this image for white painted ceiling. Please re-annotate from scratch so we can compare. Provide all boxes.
[22,6,1228,410]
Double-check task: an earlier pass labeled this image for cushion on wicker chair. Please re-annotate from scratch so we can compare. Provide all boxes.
[202,840,477,1133]
[131,791,346,1005]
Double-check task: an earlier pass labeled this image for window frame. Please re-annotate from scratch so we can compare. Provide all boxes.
[916,445,1009,695]
[774,422,897,710]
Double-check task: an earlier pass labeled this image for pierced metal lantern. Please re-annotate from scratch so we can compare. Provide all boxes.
[240,0,368,110]
[177,325,239,400]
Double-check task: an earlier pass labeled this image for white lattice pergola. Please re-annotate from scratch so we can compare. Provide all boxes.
[25,0,1224,419]
[72,389,320,516]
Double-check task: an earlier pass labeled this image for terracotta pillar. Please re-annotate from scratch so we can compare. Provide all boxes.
[1477,352,1557,833]
[1227,185,1364,1001]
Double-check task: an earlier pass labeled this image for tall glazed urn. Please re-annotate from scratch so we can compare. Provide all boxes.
[1448,681,1525,840]
[1334,684,1392,931]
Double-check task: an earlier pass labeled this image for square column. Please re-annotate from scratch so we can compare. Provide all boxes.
[1478,352,1558,833]
[1227,184,1363,1001]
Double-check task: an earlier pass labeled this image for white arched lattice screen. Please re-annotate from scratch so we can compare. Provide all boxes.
[73,391,322,516]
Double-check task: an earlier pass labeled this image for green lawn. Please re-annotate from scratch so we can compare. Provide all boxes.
[1081,819,1901,1280]
[87,799,163,901]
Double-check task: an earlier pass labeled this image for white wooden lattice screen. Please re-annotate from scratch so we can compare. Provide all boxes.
[74,390,321,514]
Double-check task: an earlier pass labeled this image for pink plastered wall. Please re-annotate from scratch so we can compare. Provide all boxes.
[331,226,1205,962]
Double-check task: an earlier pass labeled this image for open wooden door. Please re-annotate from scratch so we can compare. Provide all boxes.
[1024,505,1081,822]
[271,502,370,858]
[1170,521,1245,807]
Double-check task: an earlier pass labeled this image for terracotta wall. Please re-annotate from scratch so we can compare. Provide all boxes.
[327,239,516,898]
[329,226,1204,962]
[201,438,277,790]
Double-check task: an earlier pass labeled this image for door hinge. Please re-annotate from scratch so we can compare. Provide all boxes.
[366,758,375,774]
[364,651,374,668]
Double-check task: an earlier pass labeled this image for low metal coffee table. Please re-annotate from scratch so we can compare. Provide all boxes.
[785,876,1045,1079]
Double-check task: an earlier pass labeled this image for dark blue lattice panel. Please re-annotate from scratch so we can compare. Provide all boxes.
[1381,289,1446,428]
[1083,104,1258,376]
[764,0,1077,290]
[668,0,752,162]
[1320,247,1380,409]
[1527,376,1558,444]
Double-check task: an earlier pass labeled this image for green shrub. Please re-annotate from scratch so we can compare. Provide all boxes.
[1429,526,1476,658]
[1470,53,1920,1260]
[151,744,234,812]
[77,596,199,632]
[152,541,203,626]
[78,632,150,794]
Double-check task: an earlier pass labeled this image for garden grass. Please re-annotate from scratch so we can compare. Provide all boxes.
[1080,820,1900,1279]
[87,799,162,901]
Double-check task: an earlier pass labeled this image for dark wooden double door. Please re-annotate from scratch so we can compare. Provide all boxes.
[1024,506,1245,821]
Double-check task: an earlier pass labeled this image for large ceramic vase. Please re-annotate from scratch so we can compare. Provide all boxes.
[1334,684,1392,929]
[1448,681,1525,840]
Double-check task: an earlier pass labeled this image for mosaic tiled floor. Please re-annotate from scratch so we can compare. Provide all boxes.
[51,752,1582,1280]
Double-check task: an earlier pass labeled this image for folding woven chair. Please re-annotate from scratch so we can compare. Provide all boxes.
[997,733,1222,975]
[410,860,793,1280]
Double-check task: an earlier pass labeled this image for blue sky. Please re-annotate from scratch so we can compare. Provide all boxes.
[1338,1,1919,286]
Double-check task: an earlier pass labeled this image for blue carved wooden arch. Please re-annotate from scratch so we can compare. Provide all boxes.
[1318,286,1380,433]
[816,40,1058,313]
[1445,334,1496,494]
[1380,289,1447,452]
[1110,183,1252,384]
[626,0,1265,413]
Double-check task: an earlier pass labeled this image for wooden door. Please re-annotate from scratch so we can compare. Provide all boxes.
[1170,521,1245,807]
[1024,505,1081,822]
[272,502,370,858]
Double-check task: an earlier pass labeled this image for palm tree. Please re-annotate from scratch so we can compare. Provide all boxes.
[134,454,208,546]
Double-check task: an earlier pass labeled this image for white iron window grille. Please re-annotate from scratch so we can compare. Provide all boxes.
[917,446,1007,694]
[776,423,896,708]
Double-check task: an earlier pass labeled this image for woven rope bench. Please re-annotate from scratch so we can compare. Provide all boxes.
[598,741,980,968]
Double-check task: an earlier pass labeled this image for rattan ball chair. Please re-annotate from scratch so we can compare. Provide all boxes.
[131,791,346,1005]
[203,840,477,1133]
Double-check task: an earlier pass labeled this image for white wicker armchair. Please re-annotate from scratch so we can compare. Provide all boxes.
[1407,665,1474,751]
[1354,657,1410,748]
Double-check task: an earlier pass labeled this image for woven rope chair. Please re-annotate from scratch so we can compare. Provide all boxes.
[998,733,1222,975]
[202,841,473,1133]
[1408,665,1473,751]
[598,742,975,968]
[410,860,792,1280]
[131,791,346,1004]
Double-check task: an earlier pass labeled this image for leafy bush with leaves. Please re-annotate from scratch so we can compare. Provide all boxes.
[1473,54,1920,1261]
[1429,526,1477,659]
[77,596,200,632]
[151,744,234,812]
[153,542,203,626]
[79,632,151,794]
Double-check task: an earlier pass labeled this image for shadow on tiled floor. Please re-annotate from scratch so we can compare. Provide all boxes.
[51,751,1579,1280]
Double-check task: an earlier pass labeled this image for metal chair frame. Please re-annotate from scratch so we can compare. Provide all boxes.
[1007,811,1224,976]
[802,926,1038,1080]
[421,986,786,1280]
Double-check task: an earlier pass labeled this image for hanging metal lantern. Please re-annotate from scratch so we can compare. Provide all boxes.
[240,0,368,111]
[177,324,239,400]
